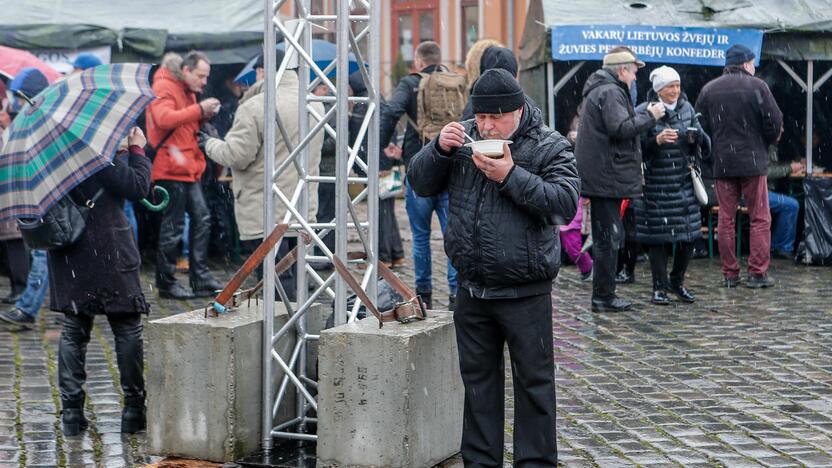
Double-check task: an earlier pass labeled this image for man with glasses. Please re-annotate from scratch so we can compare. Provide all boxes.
[575,46,665,312]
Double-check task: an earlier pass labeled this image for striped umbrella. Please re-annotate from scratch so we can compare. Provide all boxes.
[0,63,155,221]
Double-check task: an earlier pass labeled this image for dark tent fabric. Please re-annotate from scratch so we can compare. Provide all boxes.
[0,0,265,64]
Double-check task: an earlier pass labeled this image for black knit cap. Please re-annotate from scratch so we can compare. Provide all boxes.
[480,46,518,77]
[254,48,286,70]
[725,44,755,66]
[471,68,524,114]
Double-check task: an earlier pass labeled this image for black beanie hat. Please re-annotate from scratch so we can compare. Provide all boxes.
[725,44,755,66]
[255,48,286,71]
[471,68,524,114]
[348,70,367,96]
[480,46,518,78]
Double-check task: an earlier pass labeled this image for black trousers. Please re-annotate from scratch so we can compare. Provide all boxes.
[454,290,557,467]
[648,242,693,291]
[58,314,144,404]
[314,182,336,257]
[2,239,29,294]
[378,197,404,263]
[617,208,639,275]
[155,181,213,288]
[240,237,297,302]
[589,197,624,302]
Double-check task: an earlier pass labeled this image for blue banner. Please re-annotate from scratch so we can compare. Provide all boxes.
[551,25,764,67]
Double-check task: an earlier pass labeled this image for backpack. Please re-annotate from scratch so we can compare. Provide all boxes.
[413,69,468,143]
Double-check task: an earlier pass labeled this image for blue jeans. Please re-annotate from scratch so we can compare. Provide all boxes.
[123,201,139,241]
[405,182,457,296]
[16,250,49,319]
[769,191,799,253]
[182,212,190,258]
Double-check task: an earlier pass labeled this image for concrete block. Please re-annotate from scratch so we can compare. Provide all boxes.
[146,302,296,462]
[306,301,330,380]
[317,311,463,467]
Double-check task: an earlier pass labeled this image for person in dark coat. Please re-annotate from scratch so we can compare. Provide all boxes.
[50,127,152,437]
[695,44,783,288]
[378,41,457,308]
[409,68,579,466]
[632,66,704,305]
[574,47,665,312]
[348,71,405,266]
[460,45,518,121]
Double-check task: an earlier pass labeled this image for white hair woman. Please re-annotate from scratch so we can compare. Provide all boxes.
[632,65,707,305]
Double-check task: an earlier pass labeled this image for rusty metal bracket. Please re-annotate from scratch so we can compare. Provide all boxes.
[207,224,288,317]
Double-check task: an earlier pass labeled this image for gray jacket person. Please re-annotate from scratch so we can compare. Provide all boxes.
[408,68,579,466]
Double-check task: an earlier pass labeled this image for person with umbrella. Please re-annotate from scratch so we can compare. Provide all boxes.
[0,64,157,435]
[0,69,51,330]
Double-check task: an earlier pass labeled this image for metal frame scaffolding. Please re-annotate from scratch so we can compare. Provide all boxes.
[260,0,380,448]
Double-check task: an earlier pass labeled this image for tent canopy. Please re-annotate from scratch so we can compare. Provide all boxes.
[519,0,832,70]
[0,0,266,64]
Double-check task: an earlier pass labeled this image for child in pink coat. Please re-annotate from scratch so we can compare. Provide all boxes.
[560,197,592,280]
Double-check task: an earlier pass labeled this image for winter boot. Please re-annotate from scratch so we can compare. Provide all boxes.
[61,398,88,436]
[121,396,146,434]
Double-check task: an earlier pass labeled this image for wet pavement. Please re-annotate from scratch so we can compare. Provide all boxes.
[2,201,832,466]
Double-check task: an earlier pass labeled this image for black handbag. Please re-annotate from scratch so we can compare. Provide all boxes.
[17,188,105,250]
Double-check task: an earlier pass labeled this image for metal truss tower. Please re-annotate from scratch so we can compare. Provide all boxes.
[260,0,380,448]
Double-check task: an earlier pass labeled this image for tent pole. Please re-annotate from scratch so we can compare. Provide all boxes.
[546,61,555,129]
[813,66,832,92]
[806,60,814,174]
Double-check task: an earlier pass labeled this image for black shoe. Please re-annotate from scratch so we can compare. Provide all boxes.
[0,309,35,330]
[191,277,224,297]
[724,276,740,288]
[671,285,695,303]
[1,292,21,304]
[746,274,775,289]
[448,294,455,312]
[615,271,635,284]
[61,398,88,437]
[580,269,593,282]
[158,283,196,300]
[591,297,633,313]
[771,250,793,260]
[651,290,672,305]
[121,397,146,434]
[691,248,709,259]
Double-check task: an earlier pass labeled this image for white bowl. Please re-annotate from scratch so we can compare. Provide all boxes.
[465,139,513,158]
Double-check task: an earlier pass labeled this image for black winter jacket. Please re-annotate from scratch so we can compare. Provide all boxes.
[48,148,152,316]
[379,65,442,168]
[575,69,655,198]
[631,94,703,245]
[695,67,783,178]
[408,102,579,298]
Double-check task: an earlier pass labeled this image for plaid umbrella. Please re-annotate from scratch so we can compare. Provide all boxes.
[0,63,154,221]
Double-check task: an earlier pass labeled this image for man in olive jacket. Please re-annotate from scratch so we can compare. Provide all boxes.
[408,68,579,466]
[696,44,783,288]
[575,47,665,312]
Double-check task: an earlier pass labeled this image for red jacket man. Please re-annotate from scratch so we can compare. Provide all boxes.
[146,51,222,299]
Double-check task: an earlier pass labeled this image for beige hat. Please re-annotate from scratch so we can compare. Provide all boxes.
[602,49,646,68]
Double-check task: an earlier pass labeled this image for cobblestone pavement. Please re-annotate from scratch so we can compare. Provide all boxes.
[3,198,832,466]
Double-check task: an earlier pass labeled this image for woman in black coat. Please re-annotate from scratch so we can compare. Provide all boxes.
[50,127,152,436]
[633,66,704,305]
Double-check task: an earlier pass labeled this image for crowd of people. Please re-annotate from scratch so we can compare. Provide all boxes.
[0,36,802,465]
